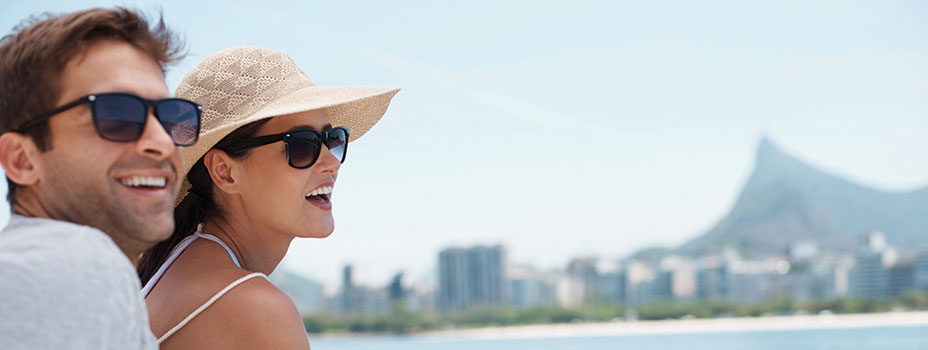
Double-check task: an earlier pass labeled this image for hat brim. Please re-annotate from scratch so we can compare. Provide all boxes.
[176,85,399,206]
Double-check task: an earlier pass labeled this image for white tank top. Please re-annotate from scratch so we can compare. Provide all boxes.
[141,225,266,343]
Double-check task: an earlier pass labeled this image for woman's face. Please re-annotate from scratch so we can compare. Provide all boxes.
[232,109,341,238]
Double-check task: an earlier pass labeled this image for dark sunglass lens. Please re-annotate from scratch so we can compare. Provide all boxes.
[326,128,348,163]
[93,94,146,142]
[156,99,200,146]
[287,132,322,168]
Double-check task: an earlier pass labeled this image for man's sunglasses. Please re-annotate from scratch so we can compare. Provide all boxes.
[223,127,350,169]
[19,92,202,146]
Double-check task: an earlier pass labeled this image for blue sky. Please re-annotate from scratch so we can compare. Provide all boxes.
[2,1,927,288]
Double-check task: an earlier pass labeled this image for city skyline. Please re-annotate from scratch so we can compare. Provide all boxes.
[276,229,928,318]
[1,1,927,288]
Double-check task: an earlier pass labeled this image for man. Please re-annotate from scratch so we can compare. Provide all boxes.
[0,8,199,348]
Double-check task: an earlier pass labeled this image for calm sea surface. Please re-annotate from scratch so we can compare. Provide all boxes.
[310,326,928,350]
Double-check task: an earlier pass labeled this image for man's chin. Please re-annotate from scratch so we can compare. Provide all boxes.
[143,216,176,242]
[123,211,176,246]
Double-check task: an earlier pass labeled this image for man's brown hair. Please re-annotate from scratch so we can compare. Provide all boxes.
[0,7,185,205]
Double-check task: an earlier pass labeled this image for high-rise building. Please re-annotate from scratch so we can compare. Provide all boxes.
[652,269,674,301]
[888,259,916,297]
[696,256,727,301]
[916,252,928,291]
[438,245,507,311]
[554,271,585,307]
[833,255,854,297]
[439,248,469,311]
[508,266,556,308]
[331,264,393,315]
[787,254,854,301]
[596,266,626,305]
[567,257,599,304]
[389,272,406,303]
[624,261,656,306]
[656,256,697,301]
[849,231,896,299]
[341,264,365,314]
[469,245,507,306]
[850,251,888,298]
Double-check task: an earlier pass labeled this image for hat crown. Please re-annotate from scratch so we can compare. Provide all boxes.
[176,46,315,133]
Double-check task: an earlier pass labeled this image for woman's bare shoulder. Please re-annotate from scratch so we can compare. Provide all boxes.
[207,274,310,349]
[219,274,297,313]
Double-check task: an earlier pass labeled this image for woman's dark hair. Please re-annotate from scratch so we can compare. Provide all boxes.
[138,119,270,285]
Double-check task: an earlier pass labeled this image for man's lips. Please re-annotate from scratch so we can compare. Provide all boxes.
[118,175,168,188]
[114,170,175,200]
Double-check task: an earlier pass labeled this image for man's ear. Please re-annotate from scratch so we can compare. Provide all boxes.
[0,132,41,186]
[202,149,241,194]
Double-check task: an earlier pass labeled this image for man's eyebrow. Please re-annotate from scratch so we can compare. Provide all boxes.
[288,123,333,132]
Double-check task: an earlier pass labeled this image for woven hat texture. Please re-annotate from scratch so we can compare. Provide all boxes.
[174,46,399,204]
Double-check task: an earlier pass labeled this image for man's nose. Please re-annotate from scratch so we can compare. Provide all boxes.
[135,113,177,160]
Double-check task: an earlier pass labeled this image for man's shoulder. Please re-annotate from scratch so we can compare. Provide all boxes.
[0,217,154,348]
[0,215,156,349]
[0,214,139,294]
[0,214,128,266]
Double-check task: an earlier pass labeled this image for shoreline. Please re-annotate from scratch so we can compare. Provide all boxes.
[314,311,928,341]
[419,311,928,340]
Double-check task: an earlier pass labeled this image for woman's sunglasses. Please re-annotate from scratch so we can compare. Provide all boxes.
[19,92,202,146]
[223,127,350,169]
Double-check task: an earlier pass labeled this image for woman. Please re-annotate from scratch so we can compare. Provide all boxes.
[137,46,398,349]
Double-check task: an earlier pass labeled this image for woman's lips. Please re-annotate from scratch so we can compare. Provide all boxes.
[305,193,332,210]
[305,184,334,210]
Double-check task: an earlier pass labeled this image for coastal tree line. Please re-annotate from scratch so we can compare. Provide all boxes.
[302,291,928,334]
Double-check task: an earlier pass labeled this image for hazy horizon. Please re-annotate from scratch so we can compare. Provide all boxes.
[2,0,927,289]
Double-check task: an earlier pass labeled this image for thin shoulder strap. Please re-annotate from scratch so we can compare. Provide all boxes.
[195,233,242,268]
[141,233,201,297]
[157,272,267,343]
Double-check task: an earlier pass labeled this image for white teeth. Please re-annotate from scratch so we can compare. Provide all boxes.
[305,186,333,198]
[120,176,167,188]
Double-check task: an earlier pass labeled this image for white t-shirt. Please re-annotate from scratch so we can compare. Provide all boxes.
[0,215,158,349]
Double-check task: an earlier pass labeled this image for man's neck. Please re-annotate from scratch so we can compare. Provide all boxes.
[13,199,142,267]
[12,194,53,220]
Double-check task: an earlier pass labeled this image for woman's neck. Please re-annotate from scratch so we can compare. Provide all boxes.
[201,215,293,275]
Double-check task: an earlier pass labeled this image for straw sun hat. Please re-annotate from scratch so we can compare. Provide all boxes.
[173,46,399,204]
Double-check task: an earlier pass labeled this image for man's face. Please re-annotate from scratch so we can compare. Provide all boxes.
[33,40,181,259]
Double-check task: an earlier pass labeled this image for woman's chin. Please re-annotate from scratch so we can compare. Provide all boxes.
[295,228,334,239]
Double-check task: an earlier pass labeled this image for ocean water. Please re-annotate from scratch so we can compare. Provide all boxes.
[310,326,928,350]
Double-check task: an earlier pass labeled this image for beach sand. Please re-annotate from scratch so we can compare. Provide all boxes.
[416,311,928,341]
